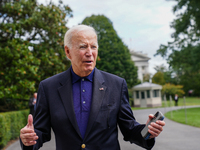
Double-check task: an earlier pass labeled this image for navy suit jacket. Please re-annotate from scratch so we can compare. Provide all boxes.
[22,67,154,150]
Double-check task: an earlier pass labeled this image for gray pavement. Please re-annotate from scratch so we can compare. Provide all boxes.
[6,106,200,150]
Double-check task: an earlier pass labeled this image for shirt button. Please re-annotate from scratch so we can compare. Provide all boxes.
[82,78,84,81]
[83,89,85,92]
[81,144,86,148]
[83,101,86,104]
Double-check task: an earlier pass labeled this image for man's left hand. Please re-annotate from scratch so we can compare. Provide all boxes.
[146,114,165,139]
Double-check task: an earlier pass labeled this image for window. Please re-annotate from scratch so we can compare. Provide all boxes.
[141,91,145,99]
[142,66,145,70]
[136,91,139,99]
[153,90,159,97]
[147,90,150,98]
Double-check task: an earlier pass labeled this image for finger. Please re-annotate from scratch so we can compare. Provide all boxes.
[20,132,37,139]
[156,120,166,126]
[148,128,160,138]
[148,123,163,138]
[149,114,154,119]
[149,134,155,139]
[151,122,163,132]
[20,128,34,134]
[23,140,37,146]
[148,120,165,139]
[20,127,38,143]
[21,133,38,146]
[27,114,33,128]
[22,135,38,143]
[150,124,162,133]
[146,114,154,124]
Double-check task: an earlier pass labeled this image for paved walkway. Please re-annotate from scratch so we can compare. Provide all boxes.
[6,106,200,150]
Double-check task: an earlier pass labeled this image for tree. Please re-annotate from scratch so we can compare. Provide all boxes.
[155,0,200,96]
[152,71,165,85]
[143,73,150,82]
[81,15,138,88]
[162,83,185,98]
[0,0,72,106]
[154,64,179,84]
[154,64,167,72]
[155,0,200,58]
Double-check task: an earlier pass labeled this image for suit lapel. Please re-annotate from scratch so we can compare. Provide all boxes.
[84,68,107,139]
[58,69,82,138]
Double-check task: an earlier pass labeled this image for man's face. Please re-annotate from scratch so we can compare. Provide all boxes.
[65,30,98,77]
[33,93,37,98]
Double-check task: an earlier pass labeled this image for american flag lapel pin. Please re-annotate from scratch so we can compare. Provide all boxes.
[99,87,104,91]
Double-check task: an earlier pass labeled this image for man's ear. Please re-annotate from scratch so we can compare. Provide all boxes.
[65,46,71,60]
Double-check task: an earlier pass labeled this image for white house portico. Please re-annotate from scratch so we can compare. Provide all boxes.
[130,50,150,82]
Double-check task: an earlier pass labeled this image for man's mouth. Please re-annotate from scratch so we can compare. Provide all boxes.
[85,61,92,63]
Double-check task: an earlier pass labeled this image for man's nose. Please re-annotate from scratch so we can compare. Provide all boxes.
[86,47,92,56]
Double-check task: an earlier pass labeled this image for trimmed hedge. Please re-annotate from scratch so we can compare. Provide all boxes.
[0,109,29,149]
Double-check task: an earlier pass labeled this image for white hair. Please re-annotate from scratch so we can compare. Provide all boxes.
[64,24,98,49]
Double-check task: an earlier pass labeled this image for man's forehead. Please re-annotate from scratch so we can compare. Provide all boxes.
[72,31,97,43]
[74,29,96,38]
[78,42,98,46]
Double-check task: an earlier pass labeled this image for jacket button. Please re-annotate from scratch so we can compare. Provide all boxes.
[81,144,86,148]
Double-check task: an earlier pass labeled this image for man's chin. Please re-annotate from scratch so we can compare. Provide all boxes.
[85,69,93,73]
[83,67,94,75]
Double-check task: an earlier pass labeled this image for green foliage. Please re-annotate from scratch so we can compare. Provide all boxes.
[171,0,200,45]
[0,39,40,99]
[179,71,200,96]
[169,44,200,95]
[169,44,200,73]
[154,0,200,96]
[143,73,150,82]
[162,83,185,97]
[0,98,29,112]
[155,0,200,57]
[0,109,29,149]
[153,64,179,84]
[81,15,138,88]
[154,64,167,72]
[152,71,165,85]
[0,0,72,101]
[163,70,179,84]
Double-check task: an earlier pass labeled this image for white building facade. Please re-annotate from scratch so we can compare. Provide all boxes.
[132,82,162,107]
[130,51,150,82]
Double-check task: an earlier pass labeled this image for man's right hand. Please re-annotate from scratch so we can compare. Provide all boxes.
[20,114,38,146]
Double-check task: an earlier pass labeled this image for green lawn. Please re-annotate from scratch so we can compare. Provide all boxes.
[165,107,200,128]
[162,97,200,107]
[131,97,200,110]
[131,97,200,128]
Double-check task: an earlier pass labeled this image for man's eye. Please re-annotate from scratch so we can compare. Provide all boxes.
[80,45,87,49]
[91,46,97,49]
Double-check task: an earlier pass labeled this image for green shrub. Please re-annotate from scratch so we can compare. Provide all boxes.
[0,109,29,149]
[0,98,29,112]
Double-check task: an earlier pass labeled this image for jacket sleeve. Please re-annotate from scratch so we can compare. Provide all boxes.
[20,82,51,150]
[117,79,155,150]
[29,98,34,107]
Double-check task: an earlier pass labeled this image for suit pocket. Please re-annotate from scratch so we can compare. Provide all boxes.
[95,109,109,130]
[95,104,112,130]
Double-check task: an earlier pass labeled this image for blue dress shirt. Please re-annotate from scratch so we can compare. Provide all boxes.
[71,67,94,138]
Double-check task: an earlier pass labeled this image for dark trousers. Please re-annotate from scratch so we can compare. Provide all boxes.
[175,100,178,106]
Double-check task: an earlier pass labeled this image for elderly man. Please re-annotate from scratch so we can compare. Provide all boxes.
[20,25,165,150]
